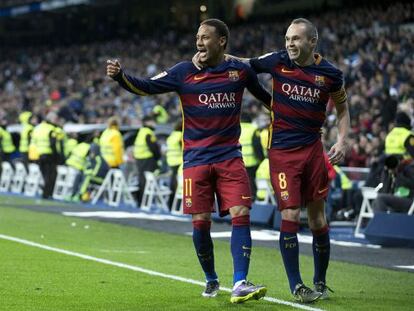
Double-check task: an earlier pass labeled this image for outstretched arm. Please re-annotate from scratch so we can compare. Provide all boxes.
[106,59,179,96]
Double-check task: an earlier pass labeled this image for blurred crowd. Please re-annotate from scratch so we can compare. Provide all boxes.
[0,1,413,168]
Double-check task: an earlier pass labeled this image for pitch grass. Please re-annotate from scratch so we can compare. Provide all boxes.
[0,203,413,310]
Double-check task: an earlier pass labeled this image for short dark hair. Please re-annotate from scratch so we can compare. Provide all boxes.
[291,18,318,40]
[200,18,230,49]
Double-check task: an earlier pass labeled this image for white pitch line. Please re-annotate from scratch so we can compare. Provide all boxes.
[394,265,414,270]
[0,234,324,311]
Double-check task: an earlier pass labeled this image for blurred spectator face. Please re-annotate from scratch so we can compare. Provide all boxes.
[196,25,225,65]
[285,22,317,65]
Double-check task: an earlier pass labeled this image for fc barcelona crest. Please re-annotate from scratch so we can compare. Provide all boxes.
[185,198,192,207]
[315,75,325,87]
[281,191,289,201]
[228,70,239,81]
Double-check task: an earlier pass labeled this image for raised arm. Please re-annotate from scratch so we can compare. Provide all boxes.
[106,59,180,96]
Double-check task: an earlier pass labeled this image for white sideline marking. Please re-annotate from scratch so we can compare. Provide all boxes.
[62,211,189,222]
[394,265,414,270]
[0,233,324,311]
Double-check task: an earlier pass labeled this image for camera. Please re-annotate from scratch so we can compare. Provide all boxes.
[384,155,400,170]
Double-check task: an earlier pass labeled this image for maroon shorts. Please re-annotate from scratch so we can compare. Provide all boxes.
[183,157,252,216]
[268,140,328,210]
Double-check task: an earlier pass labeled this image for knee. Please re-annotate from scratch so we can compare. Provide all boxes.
[308,215,326,231]
[192,213,211,222]
[281,207,300,223]
[229,205,250,218]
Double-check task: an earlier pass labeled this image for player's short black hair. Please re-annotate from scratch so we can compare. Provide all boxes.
[291,18,318,40]
[200,18,230,49]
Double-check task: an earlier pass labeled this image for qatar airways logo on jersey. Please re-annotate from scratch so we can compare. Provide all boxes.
[281,83,321,104]
[198,92,236,109]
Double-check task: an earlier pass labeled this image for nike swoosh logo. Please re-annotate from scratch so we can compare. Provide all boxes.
[241,196,251,200]
[194,75,207,81]
[283,236,296,241]
[242,246,251,250]
[281,68,295,73]
[318,187,328,194]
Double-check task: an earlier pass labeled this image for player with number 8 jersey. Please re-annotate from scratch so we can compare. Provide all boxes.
[248,18,350,302]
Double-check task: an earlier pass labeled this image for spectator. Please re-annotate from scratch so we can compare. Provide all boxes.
[374,159,414,213]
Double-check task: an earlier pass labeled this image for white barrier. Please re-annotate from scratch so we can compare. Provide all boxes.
[10,162,27,194]
[0,162,14,192]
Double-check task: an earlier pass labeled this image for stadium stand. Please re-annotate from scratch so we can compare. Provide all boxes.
[0,1,413,221]
[0,2,412,166]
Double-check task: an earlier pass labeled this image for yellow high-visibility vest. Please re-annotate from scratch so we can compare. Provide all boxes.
[54,126,66,155]
[133,127,156,160]
[166,130,182,167]
[0,126,16,153]
[385,127,413,159]
[19,123,34,153]
[66,142,90,171]
[153,105,169,124]
[240,122,259,167]
[30,122,55,155]
[255,158,272,200]
[334,165,352,190]
[99,127,124,167]
[260,128,269,156]
[65,138,78,158]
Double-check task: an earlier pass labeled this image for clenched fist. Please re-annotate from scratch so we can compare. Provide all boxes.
[106,59,121,78]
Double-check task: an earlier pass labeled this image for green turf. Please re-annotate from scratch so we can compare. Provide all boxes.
[0,198,413,310]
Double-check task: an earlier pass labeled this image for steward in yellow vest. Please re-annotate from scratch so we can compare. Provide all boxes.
[240,113,265,200]
[0,121,16,163]
[66,142,90,171]
[166,129,182,167]
[166,120,183,209]
[73,143,110,202]
[65,133,78,159]
[31,114,59,199]
[385,112,414,159]
[99,116,124,168]
[19,112,35,165]
[152,104,169,124]
[133,116,160,204]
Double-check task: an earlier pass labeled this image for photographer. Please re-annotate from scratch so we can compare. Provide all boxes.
[374,158,414,214]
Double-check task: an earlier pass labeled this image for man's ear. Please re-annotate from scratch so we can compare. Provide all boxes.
[219,36,227,48]
[310,37,318,49]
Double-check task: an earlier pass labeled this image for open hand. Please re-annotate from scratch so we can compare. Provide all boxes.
[328,140,349,165]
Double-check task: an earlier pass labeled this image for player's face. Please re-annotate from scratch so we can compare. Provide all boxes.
[285,23,317,66]
[196,24,226,65]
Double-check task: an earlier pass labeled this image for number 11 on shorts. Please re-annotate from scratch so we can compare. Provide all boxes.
[184,178,192,196]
